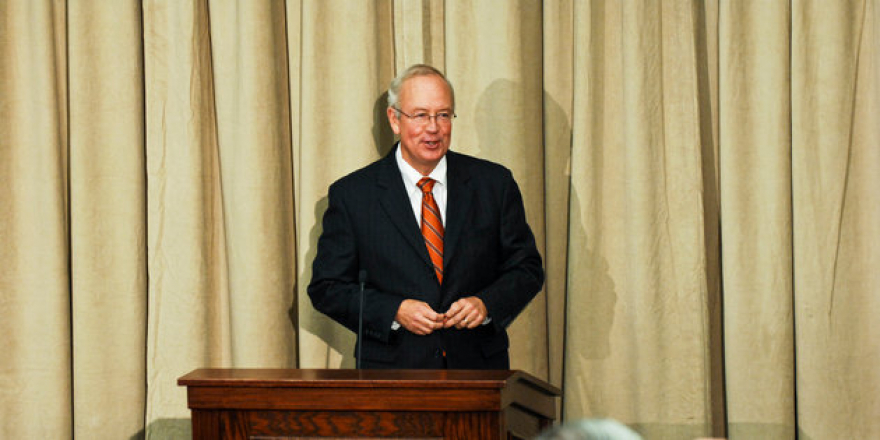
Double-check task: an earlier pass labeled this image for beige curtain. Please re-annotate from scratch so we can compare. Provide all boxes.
[1,1,877,439]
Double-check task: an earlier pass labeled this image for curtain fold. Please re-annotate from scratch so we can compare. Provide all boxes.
[719,1,796,438]
[542,0,574,390]
[68,1,146,437]
[207,0,296,369]
[0,2,71,438]
[792,1,880,438]
[143,0,228,436]
[563,2,721,438]
[1,1,878,439]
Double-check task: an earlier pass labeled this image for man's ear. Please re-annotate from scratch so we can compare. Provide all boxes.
[386,107,401,135]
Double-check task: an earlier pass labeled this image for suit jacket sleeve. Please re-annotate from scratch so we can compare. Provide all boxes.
[474,170,544,330]
[307,180,402,343]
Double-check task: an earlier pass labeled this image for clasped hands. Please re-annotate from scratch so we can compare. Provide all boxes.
[395,297,487,336]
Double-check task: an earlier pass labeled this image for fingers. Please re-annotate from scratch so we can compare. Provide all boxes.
[396,299,445,335]
[443,297,487,330]
[396,297,488,334]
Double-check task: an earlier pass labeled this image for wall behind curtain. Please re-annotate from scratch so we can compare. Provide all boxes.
[0,1,877,439]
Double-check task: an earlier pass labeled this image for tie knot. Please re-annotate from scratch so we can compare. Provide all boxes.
[417,177,435,193]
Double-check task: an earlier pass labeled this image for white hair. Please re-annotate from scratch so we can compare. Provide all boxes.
[535,419,643,440]
[387,64,455,112]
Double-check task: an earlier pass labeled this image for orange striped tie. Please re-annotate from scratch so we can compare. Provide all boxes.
[418,177,444,284]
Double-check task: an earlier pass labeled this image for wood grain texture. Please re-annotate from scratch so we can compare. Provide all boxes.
[179,369,560,439]
[248,411,444,437]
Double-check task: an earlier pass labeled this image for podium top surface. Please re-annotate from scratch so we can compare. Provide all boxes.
[178,368,560,394]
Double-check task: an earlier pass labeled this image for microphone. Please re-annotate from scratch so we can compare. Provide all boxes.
[357,269,367,369]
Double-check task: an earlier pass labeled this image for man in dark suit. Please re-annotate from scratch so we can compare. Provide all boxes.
[308,64,543,369]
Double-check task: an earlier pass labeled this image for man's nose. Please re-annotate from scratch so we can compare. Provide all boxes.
[425,117,440,131]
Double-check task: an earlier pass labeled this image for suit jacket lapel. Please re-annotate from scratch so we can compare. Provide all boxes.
[376,150,434,267]
[442,151,473,270]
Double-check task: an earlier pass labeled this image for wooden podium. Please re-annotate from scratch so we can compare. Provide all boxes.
[178,368,560,439]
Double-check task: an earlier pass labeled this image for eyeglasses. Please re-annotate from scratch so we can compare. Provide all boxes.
[394,108,456,126]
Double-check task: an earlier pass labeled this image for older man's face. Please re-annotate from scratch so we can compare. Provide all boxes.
[387,74,454,175]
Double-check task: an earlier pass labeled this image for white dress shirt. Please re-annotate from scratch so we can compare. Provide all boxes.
[396,146,447,227]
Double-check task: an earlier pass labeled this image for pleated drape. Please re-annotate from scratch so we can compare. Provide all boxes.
[791,1,880,437]
[69,1,147,437]
[563,2,723,437]
[720,1,795,437]
[0,1,72,438]
[1,1,878,439]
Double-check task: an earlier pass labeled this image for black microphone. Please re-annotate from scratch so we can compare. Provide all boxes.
[357,269,367,369]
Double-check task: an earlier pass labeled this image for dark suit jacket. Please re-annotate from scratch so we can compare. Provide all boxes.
[308,147,544,369]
